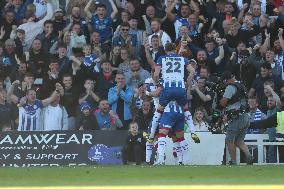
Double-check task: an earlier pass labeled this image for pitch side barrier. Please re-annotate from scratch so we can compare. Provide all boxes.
[0,131,128,167]
[1,131,283,167]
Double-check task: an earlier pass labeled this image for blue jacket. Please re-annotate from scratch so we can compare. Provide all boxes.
[108,85,133,121]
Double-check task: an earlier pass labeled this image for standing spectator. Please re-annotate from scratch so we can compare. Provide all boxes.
[78,78,100,109]
[84,0,118,44]
[117,47,131,73]
[0,88,16,131]
[128,16,146,58]
[16,82,63,131]
[42,94,68,131]
[112,22,137,54]
[0,10,17,42]
[247,96,267,134]
[227,49,257,89]
[36,20,58,54]
[142,34,165,71]
[10,59,27,83]
[76,101,99,130]
[41,57,60,99]
[69,23,87,48]
[248,63,284,110]
[266,96,280,163]
[65,5,89,40]
[94,99,123,130]
[7,73,36,105]
[135,99,153,131]
[122,122,145,165]
[108,72,134,128]
[17,0,53,49]
[148,19,172,47]
[166,1,198,40]
[61,74,79,130]
[94,61,115,99]
[124,59,150,90]
[52,9,67,35]
[189,77,214,116]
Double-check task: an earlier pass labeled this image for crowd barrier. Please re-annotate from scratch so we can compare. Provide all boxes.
[1,131,283,167]
[0,131,128,167]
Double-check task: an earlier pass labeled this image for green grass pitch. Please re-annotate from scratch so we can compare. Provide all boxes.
[0,165,284,187]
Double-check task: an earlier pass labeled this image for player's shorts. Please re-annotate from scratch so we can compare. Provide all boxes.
[159,87,187,107]
[160,112,185,132]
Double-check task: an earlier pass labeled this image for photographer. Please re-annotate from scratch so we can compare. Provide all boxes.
[219,71,253,165]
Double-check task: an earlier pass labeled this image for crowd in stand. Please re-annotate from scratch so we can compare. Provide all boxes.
[0,0,283,143]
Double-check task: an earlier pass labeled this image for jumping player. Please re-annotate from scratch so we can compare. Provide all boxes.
[150,42,197,140]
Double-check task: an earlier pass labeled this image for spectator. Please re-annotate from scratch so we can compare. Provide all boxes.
[112,22,137,54]
[247,96,267,134]
[52,9,67,35]
[42,94,68,131]
[227,49,257,89]
[69,23,86,48]
[118,46,131,73]
[0,10,17,42]
[36,20,57,54]
[17,0,53,49]
[84,0,118,44]
[266,96,280,163]
[135,99,153,131]
[94,99,123,130]
[16,82,63,131]
[76,101,99,130]
[10,61,27,82]
[0,88,16,131]
[189,77,214,116]
[248,63,284,110]
[61,74,79,130]
[124,59,150,89]
[122,122,145,165]
[65,5,89,40]
[78,78,100,109]
[128,16,146,58]
[193,107,210,132]
[7,73,37,105]
[94,61,115,99]
[108,72,134,128]
[148,19,172,47]
[142,34,165,71]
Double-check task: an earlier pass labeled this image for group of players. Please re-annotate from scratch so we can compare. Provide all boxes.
[143,42,200,165]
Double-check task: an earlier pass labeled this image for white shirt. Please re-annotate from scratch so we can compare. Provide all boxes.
[34,0,47,18]
[18,3,53,49]
[42,104,68,131]
[148,31,172,48]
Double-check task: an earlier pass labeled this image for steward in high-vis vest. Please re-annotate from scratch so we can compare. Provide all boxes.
[250,107,284,137]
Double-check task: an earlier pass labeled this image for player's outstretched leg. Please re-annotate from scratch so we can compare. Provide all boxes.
[149,107,164,138]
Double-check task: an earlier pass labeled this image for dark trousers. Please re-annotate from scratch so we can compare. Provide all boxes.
[122,144,143,165]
